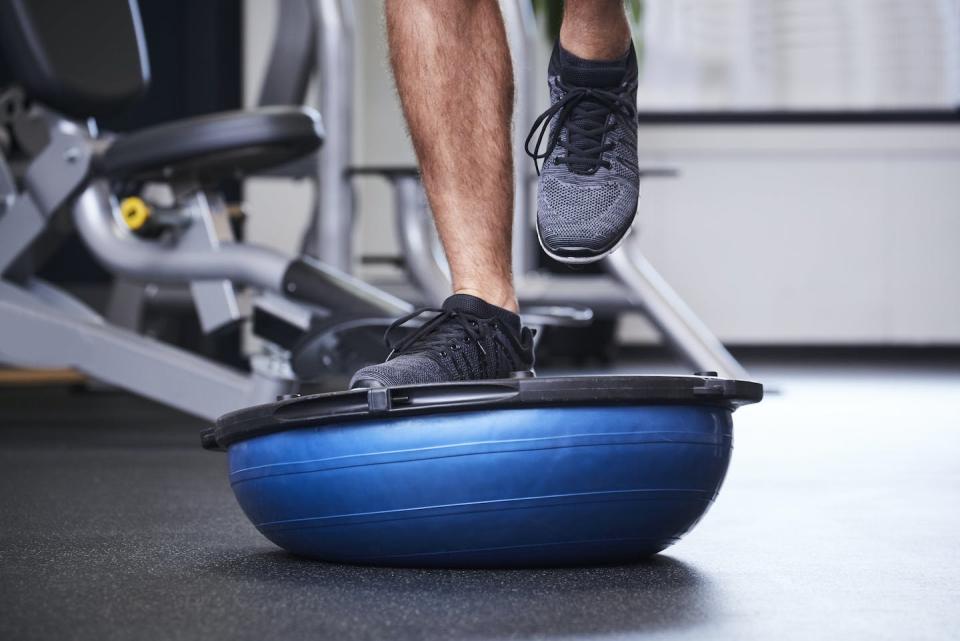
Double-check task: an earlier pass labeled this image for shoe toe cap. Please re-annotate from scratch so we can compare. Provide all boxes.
[537,176,639,256]
[349,356,444,389]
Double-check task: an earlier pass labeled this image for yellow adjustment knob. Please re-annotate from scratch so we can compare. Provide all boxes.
[120,196,151,231]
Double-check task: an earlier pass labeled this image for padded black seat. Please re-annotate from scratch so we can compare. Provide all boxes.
[99,106,324,181]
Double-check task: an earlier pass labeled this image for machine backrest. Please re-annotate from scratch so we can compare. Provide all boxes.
[0,0,150,119]
[257,0,317,107]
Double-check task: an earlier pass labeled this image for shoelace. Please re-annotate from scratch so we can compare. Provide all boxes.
[525,82,637,175]
[384,307,491,362]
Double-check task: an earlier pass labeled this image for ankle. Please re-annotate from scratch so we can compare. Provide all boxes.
[559,26,630,62]
[453,287,519,314]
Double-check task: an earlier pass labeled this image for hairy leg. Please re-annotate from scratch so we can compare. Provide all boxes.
[560,0,632,60]
[386,0,518,312]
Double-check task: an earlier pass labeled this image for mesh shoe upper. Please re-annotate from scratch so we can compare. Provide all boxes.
[350,294,535,388]
[526,42,640,261]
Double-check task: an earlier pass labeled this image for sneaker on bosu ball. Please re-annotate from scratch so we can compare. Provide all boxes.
[350,294,535,388]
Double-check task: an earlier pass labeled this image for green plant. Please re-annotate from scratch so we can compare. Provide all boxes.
[532,0,644,52]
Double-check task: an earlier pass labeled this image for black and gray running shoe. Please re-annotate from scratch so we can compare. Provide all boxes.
[526,42,640,264]
[349,294,535,388]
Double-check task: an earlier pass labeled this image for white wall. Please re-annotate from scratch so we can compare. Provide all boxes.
[244,0,960,345]
[634,124,960,344]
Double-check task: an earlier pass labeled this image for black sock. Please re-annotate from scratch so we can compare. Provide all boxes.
[558,41,631,88]
[443,294,521,334]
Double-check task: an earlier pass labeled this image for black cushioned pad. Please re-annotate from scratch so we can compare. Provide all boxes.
[99,106,323,181]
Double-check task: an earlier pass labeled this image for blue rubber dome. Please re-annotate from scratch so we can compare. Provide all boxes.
[204,375,762,567]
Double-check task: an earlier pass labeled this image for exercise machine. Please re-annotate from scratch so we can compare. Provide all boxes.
[0,0,411,420]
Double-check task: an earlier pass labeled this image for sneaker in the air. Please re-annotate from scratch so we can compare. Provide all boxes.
[526,41,640,264]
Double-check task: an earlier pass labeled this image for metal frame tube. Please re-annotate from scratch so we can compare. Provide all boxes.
[502,0,539,278]
[179,189,242,332]
[393,176,451,306]
[1,114,91,273]
[307,0,356,270]
[606,235,750,379]
[72,182,290,292]
[0,280,293,420]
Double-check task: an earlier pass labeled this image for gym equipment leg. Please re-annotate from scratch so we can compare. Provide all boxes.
[606,234,749,380]
[0,280,293,420]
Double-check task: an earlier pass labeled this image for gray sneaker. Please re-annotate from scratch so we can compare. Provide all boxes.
[350,294,535,388]
[526,42,639,264]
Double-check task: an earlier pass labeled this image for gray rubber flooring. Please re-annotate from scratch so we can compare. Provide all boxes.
[1,357,958,640]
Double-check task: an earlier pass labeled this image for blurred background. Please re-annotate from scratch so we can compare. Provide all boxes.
[19,0,958,363]
[240,0,960,351]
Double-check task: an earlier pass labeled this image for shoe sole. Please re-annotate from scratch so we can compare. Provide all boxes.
[536,207,638,265]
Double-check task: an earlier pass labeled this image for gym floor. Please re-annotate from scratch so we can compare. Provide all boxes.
[1,354,958,641]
